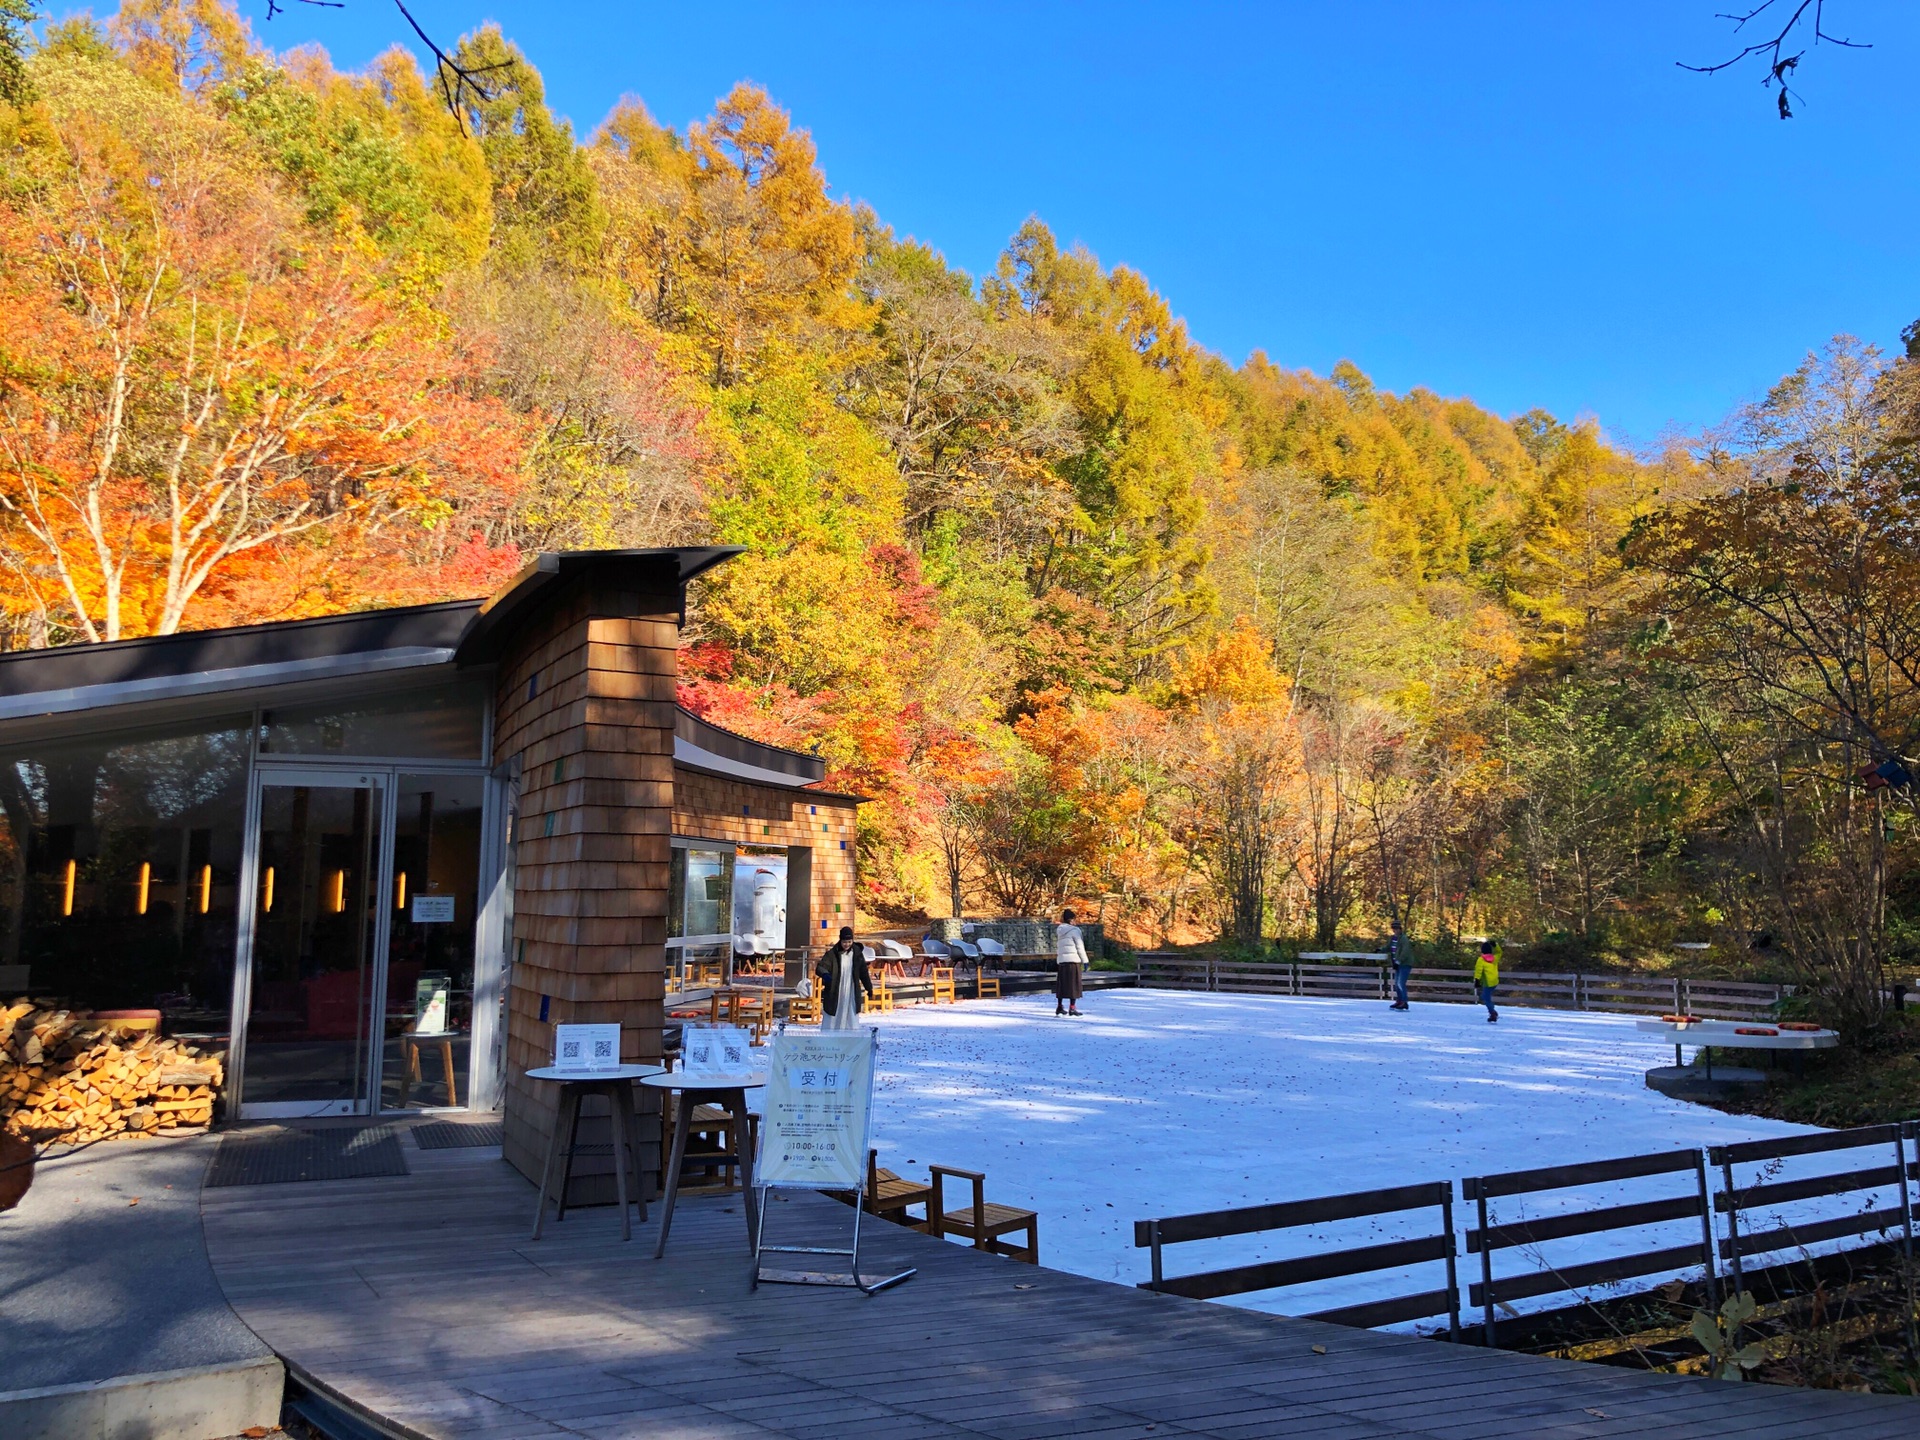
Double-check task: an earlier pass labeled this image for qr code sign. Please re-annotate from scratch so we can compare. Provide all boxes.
[561,1039,582,1060]
[593,1038,615,1061]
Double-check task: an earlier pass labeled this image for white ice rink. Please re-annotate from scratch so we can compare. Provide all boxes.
[860,989,1868,1325]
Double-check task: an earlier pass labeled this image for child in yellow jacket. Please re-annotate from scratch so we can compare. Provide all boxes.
[1472,939,1500,1023]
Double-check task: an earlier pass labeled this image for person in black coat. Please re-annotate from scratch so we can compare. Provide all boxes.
[816,926,875,1029]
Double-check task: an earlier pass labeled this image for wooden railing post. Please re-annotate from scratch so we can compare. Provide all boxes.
[1694,1150,1719,1313]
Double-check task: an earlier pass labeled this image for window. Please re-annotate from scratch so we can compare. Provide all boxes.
[668,841,733,941]
[0,717,250,1030]
[261,680,488,761]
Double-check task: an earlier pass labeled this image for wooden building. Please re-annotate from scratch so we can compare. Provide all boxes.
[0,549,858,1188]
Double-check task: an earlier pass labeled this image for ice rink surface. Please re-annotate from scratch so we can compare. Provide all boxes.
[863,989,1869,1324]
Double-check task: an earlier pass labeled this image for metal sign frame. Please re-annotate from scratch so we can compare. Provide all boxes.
[751,1025,914,1296]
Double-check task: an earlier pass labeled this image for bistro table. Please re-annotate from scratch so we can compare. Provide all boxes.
[526,1064,663,1242]
[642,1069,767,1258]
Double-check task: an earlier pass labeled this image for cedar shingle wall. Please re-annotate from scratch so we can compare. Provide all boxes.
[670,770,859,942]
[496,574,677,1197]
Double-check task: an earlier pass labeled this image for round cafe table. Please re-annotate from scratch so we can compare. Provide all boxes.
[642,1070,767,1258]
[526,1064,663,1242]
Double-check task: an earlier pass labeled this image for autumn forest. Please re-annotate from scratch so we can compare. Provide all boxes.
[4,2,1918,1027]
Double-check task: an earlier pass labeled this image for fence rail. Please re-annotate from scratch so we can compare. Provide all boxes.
[1132,955,1789,1021]
[1463,1148,1718,1345]
[1136,1180,1460,1337]
[1135,1122,1918,1349]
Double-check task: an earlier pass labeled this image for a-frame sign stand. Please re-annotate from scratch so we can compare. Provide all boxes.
[751,1026,915,1295]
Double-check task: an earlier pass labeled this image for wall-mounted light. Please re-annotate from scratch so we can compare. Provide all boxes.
[262,866,275,913]
[137,861,151,915]
[395,871,407,910]
[327,869,346,914]
[198,864,212,914]
[61,858,75,917]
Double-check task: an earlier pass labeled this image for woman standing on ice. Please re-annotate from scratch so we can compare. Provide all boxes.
[1055,909,1089,1017]
[816,926,874,1031]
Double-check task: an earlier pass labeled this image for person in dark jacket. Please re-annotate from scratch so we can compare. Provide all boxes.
[816,926,875,1030]
[1387,918,1410,1010]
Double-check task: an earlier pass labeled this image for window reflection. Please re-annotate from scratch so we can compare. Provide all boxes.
[0,720,250,1040]
[261,681,488,761]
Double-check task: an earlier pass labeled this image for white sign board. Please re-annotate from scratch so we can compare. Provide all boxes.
[680,1024,754,1078]
[756,1029,874,1190]
[553,1022,620,1072]
[411,894,456,923]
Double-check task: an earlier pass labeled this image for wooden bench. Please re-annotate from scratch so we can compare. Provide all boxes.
[930,1165,1038,1264]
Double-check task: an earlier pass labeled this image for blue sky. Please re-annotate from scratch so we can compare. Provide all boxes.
[187,2,1920,443]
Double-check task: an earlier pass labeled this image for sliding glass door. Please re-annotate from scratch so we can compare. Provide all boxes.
[238,771,387,1118]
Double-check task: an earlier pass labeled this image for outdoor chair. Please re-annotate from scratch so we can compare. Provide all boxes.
[879,938,913,960]
[930,966,957,1004]
[787,989,821,1025]
[863,1148,931,1229]
[975,939,1005,999]
[950,939,982,961]
[867,973,895,1013]
[922,937,951,959]
[734,989,774,1043]
[682,1105,757,1191]
[930,1165,1039,1263]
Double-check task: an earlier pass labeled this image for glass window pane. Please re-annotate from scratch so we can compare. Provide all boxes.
[682,847,732,939]
[0,718,249,1042]
[245,782,382,1109]
[261,681,487,760]
[378,775,483,1110]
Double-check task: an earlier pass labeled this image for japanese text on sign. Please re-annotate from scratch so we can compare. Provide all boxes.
[757,1030,873,1190]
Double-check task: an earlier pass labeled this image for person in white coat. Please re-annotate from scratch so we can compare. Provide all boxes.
[1055,908,1089,1017]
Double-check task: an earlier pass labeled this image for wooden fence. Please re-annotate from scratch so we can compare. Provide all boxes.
[1136,1181,1460,1338]
[1464,1149,1718,1345]
[1132,954,1791,1021]
[1711,1125,1920,1290]
[1134,1123,1918,1346]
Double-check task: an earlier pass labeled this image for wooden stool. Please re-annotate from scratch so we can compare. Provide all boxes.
[527,1066,659,1242]
[399,1031,458,1109]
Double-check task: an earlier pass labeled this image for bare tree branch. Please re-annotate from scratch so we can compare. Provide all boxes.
[1679,1,1871,118]
[261,1,513,135]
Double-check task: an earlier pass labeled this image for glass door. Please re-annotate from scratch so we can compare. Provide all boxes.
[378,774,483,1110]
[238,772,386,1117]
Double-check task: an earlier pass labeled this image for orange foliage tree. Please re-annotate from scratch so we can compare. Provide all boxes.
[0,54,523,642]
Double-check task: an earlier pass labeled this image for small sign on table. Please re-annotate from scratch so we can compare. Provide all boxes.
[681,1024,754,1077]
[554,1022,621,1072]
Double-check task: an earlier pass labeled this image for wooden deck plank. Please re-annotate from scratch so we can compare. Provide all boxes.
[199,1150,1920,1439]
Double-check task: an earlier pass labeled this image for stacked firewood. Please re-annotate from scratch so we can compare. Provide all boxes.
[0,1000,222,1143]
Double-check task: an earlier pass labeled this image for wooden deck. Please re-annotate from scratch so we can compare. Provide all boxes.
[200,1132,1920,1440]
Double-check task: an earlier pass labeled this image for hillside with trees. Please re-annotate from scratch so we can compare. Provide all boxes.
[3,2,1917,1031]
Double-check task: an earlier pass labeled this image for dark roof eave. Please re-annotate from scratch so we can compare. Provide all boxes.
[454,547,743,666]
